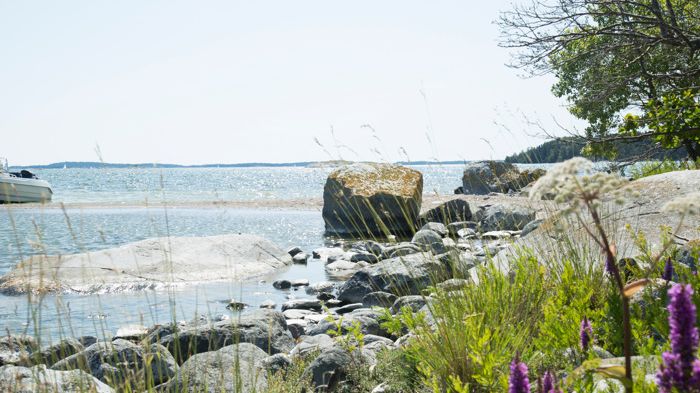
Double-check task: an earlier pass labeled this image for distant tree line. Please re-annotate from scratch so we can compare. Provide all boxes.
[505,137,689,164]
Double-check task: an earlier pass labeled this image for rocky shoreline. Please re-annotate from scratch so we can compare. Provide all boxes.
[0,161,698,392]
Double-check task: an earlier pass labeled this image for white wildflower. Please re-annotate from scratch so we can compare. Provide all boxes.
[662,192,700,216]
[529,157,629,206]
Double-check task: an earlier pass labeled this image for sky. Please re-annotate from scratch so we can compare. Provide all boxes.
[0,1,580,166]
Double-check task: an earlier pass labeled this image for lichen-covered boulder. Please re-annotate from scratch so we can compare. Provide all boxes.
[322,163,423,237]
[462,161,544,195]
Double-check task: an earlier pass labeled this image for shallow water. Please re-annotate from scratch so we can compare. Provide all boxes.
[0,163,549,341]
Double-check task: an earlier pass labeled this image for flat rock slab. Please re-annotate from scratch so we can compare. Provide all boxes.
[497,170,700,267]
[0,234,292,294]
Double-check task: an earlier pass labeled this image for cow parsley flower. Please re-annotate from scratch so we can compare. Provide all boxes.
[662,192,700,216]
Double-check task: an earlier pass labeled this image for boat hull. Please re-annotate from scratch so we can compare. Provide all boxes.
[0,178,53,203]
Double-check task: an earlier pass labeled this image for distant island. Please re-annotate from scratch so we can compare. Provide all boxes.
[505,137,689,164]
[10,160,470,170]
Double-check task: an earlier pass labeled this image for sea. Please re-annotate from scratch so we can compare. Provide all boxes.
[0,164,546,341]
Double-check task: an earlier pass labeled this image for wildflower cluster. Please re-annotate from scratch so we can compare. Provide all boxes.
[529,157,629,211]
[508,356,563,393]
[662,192,700,216]
[580,316,593,351]
[657,284,700,392]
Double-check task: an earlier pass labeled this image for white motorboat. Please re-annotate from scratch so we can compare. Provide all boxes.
[0,159,53,203]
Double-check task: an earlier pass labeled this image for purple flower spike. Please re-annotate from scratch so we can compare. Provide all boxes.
[509,355,530,393]
[663,257,674,281]
[541,371,554,392]
[657,284,700,392]
[605,253,616,275]
[580,316,593,351]
[668,284,698,366]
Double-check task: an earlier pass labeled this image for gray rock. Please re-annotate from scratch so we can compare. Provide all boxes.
[481,230,512,240]
[165,343,267,393]
[156,310,293,362]
[0,364,114,393]
[351,252,380,264]
[322,163,423,237]
[261,353,291,375]
[304,348,352,389]
[281,299,322,311]
[312,247,346,262]
[286,320,307,339]
[0,336,37,366]
[290,334,336,358]
[420,222,448,237]
[305,281,335,295]
[334,303,364,314]
[272,279,291,290]
[436,278,470,292]
[260,299,277,309]
[462,161,544,195]
[52,339,177,387]
[420,199,472,225]
[362,291,398,308]
[291,279,310,287]
[292,253,309,264]
[306,309,386,337]
[337,253,449,303]
[391,295,427,314]
[520,219,543,237]
[381,243,421,259]
[411,229,447,254]
[457,228,477,239]
[477,204,536,232]
[283,309,318,320]
[287,246,303,257]
[447,221,477,237]
[31,338,84,367]
[226,300,247,310]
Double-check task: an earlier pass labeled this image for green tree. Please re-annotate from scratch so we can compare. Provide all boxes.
[499,0,700,160]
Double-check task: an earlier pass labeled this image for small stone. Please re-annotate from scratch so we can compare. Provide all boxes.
[317,292,335,301]
[420,222,448,237]
[362,292,398,308]
[457,228,477,239]
[273,280,292,290]
[350,253,379,264]
[305,281,335,295]
[292,253,309,264]
[282,299,322,311]
[287,246,303,257]
[481,230,512,240]
[291,279,310,287]
[334,303,364,314]
[283,309,317,320]
[226,300,247,310]
[286,319,308,339]
[260,300,277,309]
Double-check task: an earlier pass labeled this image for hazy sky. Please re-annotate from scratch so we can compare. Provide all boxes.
[1,1,579,166]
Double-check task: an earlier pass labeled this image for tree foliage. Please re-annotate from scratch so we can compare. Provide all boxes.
[498,0,700,160]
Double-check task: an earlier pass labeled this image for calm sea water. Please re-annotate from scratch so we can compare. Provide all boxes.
[0,164,545,341]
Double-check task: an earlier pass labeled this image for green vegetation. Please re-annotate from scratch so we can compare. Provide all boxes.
[629,158,700,180]
[505,137,689,164]
[499,0,700,161]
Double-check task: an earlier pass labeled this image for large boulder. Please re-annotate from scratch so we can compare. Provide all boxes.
[0,234,292,294]
[51,339,177,387]
[462,161,544,195]
[322,163,423,237]
[337,253,449,303]
[156,310,293,363]
[0,364,114,393]
[164,343,268,393]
